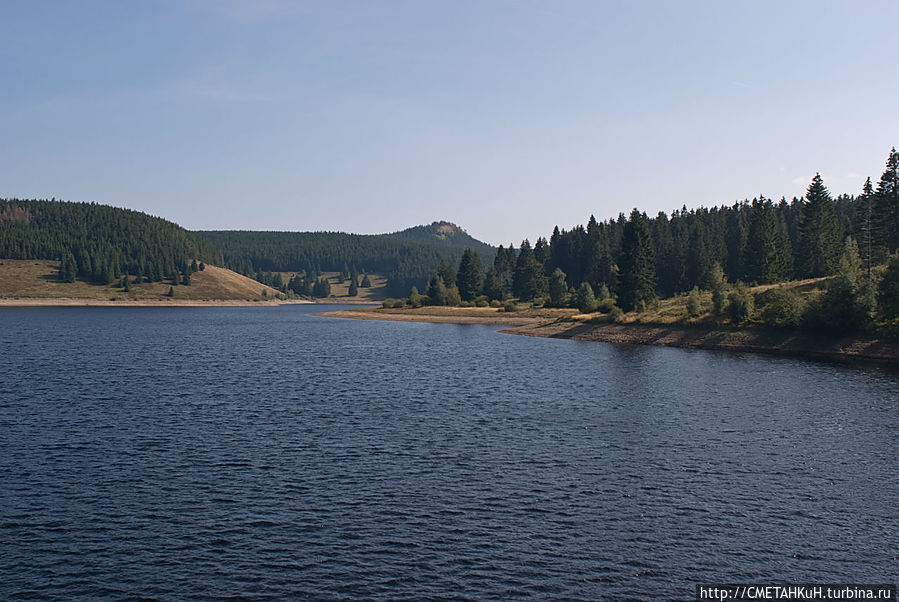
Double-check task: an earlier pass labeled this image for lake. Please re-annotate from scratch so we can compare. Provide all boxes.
[1,305,897,600]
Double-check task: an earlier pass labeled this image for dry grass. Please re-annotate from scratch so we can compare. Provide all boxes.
[0,259,281,302]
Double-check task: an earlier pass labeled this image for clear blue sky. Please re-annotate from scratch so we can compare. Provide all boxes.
[1,1,897,245]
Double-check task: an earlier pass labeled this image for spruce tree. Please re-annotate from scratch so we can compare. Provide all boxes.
[874,147,899,256]
[797,174,840,277]
[348,277,358,296]
[513,240,548,302]
[618,209,656,312]
[745,197,788,284]
[427,275,449,305]
[436,260,456,289]
[456,249,483,301]
[858,177,874,279]
[483,265,505,301]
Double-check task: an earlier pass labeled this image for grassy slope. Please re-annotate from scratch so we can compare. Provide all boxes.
[0,260,281,301]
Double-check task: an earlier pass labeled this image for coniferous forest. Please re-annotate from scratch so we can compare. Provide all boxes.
[198,223,495,297]
[406,148,899,334]
[0,199,222,284]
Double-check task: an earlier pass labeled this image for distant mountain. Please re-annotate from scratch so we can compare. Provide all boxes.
[385,221,494,254]
[197,222,496,296]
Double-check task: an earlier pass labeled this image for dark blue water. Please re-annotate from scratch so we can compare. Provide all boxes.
[1,305,897,600]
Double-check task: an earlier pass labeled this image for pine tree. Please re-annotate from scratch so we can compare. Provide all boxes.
[360,274,372,287]
[348,277,359,296]
[798,174,840,277]
[618,209,656,312]
[456,249,483,301]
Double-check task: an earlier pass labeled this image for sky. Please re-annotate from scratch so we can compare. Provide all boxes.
[1,1,897,245]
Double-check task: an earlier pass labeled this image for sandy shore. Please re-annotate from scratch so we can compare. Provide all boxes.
[318,307,899,365]
[0,298,313,307]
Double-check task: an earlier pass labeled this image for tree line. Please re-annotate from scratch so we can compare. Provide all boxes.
[399,148,899,330]
[197,222,494,297]
[0,199,222,284]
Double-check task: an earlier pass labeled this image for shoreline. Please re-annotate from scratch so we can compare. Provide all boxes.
[319,308,899,366]
[0,298,314,307]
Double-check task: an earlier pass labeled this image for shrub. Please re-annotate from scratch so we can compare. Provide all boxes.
[609,305,624,322]
[576,282,597,313]
[727,284,754,323]
[503,301,517,312]
[596,297,617,313]
[686,287,702,317]
[475,298,489,307]
[759,286,805,328]
[489,299,503,308]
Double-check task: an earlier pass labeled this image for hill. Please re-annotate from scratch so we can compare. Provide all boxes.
[197,222,495,297]
[384,221,494,254]
[0,259,282,303]
[0,198,222,284]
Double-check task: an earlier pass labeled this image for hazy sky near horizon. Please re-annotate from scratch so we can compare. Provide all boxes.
[1,1,897,245]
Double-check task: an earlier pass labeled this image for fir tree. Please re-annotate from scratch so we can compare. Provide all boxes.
[427,275,449,305]
[483,265,505,301]
[874,147,899,256]
[797,174,840,277]
[348,276,359,296]
[618,209,656,312]
[456,249,483,301]
[513,239,548,302]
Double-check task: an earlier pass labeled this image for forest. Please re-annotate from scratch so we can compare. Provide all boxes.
[197,222,495,297]
[0,199,222,285]
[400,148,899,333]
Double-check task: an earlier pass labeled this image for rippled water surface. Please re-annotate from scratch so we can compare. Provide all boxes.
[1,305,897,600]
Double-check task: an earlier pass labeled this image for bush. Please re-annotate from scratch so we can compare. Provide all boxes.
[475,298,489,307]
[381,298,405,309]
[686,287,702,317]
[596,297,617,313]
[503,301,517,312]
[727,284,754,323]
[489,299,503,308]
[759,286,805,328]
[609,305,624,322]
[575,282,597,313]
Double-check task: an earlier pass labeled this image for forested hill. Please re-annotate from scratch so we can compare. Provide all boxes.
[197,222,495,296]
[0,199,223,283]
[384,221,494,254]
